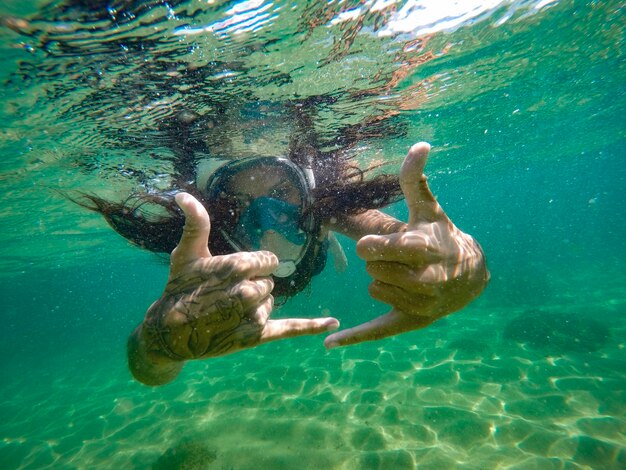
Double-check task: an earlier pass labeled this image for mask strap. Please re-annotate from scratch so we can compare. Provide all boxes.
[328,232,348,273]
[303,167,315,189]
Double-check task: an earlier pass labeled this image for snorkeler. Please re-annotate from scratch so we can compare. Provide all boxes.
[117,141,489,386]
[6,1,488,385]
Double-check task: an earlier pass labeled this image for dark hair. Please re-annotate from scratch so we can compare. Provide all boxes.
[75,96,405,298]
[76,156,402,298]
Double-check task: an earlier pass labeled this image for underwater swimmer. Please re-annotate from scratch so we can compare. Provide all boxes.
[127,142,489,386]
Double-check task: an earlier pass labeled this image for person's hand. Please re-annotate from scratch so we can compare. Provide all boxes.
[141,192,339,361]
[324,142,489,349]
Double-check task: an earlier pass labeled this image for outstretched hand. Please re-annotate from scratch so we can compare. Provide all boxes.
[142,193,339,362]
[324,142,489,349]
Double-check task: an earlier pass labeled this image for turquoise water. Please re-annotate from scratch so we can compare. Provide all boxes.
[1,1,624,468]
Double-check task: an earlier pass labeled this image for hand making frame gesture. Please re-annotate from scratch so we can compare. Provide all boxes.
[325,142,489,349]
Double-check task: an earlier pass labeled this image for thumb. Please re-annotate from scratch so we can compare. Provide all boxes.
[400,142,443,226]
[171,192,212,268]
[324,309,425,349]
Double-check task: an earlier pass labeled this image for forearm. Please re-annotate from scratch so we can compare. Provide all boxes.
[329,209,406,240]
[127,323,184,386]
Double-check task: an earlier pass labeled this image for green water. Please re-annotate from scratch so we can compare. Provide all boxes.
[0,1,624,468]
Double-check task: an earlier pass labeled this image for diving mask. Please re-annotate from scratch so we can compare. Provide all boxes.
[205,157,315,278]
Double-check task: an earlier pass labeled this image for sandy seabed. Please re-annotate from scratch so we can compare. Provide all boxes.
[1,302,625,470]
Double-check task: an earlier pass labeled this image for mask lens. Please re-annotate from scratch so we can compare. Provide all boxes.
[206,158,314,277]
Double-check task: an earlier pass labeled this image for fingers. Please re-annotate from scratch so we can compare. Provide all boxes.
[399,142,445,226]
[171,193,212,269]
[365,261,444,296]
[233,278,274,310]
[368,280,433,314]
[192,279,274,323]
[356,231,442,263]
[194,250,280,283]
[260,317,340,344]
[324,310,430,349]
[248,294,274,325]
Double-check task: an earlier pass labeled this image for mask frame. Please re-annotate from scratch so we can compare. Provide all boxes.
[204,157,316,278]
